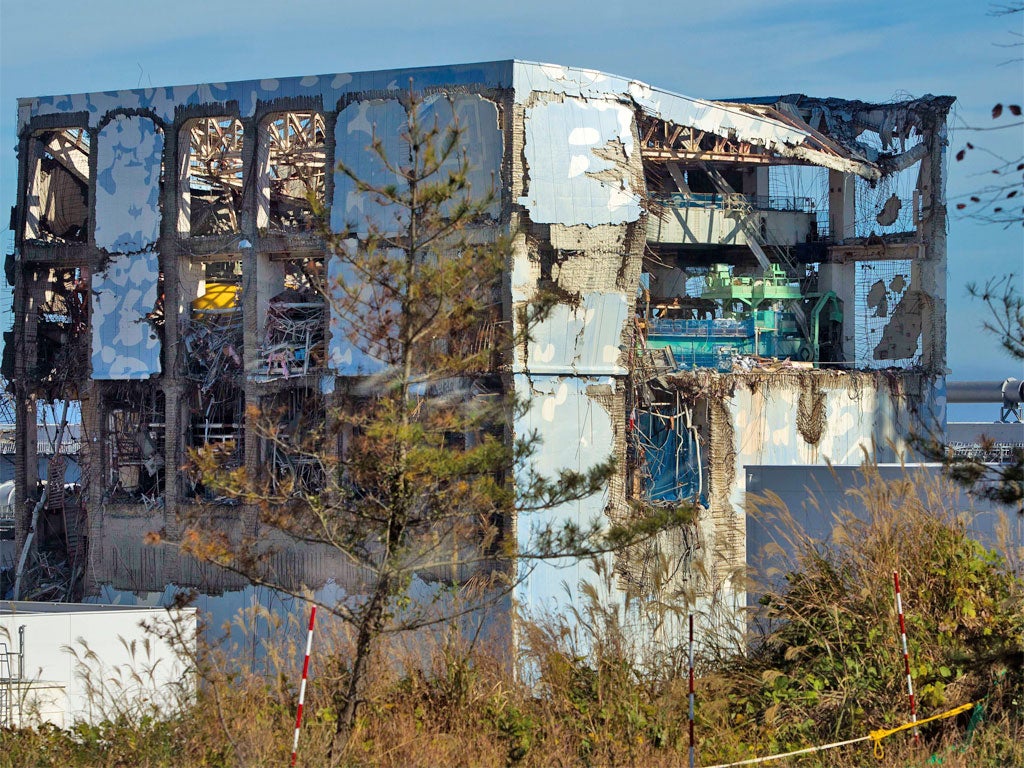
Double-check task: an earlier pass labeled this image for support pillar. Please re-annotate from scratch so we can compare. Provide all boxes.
[828,170,856,244]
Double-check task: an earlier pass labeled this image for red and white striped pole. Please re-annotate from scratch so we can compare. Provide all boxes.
[688,613,696,768]
[291,605,317,767]
[893,572,919,742]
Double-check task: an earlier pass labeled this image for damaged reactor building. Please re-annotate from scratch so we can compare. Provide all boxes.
[4,60,953,634]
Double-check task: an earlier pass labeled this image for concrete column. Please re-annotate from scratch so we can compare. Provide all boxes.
[828,170,856,243]
[160,379,185,516]
[816,261,857,364]
[918,124,948,372]
[80,379,103,596]
[254,117,272,231]
[176,124,192,236]
[22,136,45,240]
[161,123,186,519]
[252,256,287,372]
[741,167,768,198]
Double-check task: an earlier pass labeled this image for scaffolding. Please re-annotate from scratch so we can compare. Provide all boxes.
[0,625,25,728]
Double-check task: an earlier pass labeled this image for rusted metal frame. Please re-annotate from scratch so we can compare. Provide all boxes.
[104,384,166,501]
[640,115,789,166]
[260,114,326,232]
[190,117,244,172]
[640,120,658,146]
[44,131,90,184]
[827,242,924,263]
[755,104,852,159]
[266,248,325,262]
[266,115,325,167]
[711,134,734,154]
[641,147,801,165]
[260,302,325,380]
[268,112,325,156]
[19,244,90,265]
[61,127,90,154]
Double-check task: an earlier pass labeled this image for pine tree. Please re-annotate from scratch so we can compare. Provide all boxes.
[179,84,690,750]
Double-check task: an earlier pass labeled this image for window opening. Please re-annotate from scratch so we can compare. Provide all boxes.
[854,129,924,239]
[258,112,326,234]
[639,261,813,371]
[31,267,90,387]
[259,387,325,494]
[182,260,244,388]
[24,128,90,244]
[181,259,244,501]
[103,383,165,507]
[14,399,87,602]
[183,381,244,502]
[854,259,921,368]
[257,259,325,381]
[180,117,244,236]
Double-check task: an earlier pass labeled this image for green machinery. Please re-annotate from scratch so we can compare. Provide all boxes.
[645,264,841,370]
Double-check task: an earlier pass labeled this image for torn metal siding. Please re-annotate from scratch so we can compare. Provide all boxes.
[518,97,640,226]
[420,94,503,220]
[512,61,880,180]
[730,378,907,468]
[10,59,951,648]
[331,94,502,236]
[91,115,164,380]
[94,116,163,253]
[90,252,161,379]
[328,92,502,373]
[523,292,630,375]
[20,61,515,130]
[325,240,388,376]
[740,94,956,165]
[507,75,646,617]
[667,372,939,614]
[513,374,614,611]
[25,60,888,198]
[331,98,409,236]
[723,372,942,533]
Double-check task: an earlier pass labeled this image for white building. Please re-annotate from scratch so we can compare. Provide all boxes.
[0,601,195,727]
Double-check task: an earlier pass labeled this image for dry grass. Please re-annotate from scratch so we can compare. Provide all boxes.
[2,468,1021,767]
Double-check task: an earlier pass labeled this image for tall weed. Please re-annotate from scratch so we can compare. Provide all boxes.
[2,467,1021,767]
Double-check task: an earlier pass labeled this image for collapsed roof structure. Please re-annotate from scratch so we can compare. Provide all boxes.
[5,60,953,639]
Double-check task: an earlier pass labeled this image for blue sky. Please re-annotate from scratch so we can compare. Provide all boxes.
[1,0,1021,408]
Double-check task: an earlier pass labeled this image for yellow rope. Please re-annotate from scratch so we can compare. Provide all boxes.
[702,701,978,768]
[701,736,871,768]
[867,701,977,759]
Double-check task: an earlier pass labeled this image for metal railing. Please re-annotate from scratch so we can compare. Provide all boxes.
[0,627,25,728]
[947,442,1024,465]
[651,192,816,213]
[0,498,13,538]
[648,317,754,338]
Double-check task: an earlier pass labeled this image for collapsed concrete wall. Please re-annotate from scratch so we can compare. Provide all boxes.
[655,370,941,607]
[10,62,522,600]
[508,72,647,618]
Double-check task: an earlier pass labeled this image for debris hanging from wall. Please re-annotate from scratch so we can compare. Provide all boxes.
[256,288,325,381]
[103,382,165,507]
